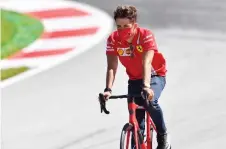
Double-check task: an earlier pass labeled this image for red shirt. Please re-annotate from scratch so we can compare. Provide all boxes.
[106,27,167,80]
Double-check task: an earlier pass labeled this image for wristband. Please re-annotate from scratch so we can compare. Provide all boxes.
[104,87,112,93]
[142,83,150,88]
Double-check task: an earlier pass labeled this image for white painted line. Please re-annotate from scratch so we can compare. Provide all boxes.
[22,36,97,52]
[42,16,102,32]
[0,0,114,88]
[1,56,63,68]
[0,43,92,68]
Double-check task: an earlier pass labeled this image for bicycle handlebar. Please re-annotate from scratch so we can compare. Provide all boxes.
[109,94,142,99]
[98,93,142,114]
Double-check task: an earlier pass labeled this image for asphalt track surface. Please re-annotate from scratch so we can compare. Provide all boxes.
[2,0,226,149]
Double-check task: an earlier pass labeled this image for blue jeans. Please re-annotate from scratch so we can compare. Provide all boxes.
[128,76,167,148]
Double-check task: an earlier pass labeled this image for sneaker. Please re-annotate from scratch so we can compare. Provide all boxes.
[156,133,171,149]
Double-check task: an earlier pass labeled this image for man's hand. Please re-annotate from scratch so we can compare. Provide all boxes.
[141,87,154,101]
[103,91,112,101]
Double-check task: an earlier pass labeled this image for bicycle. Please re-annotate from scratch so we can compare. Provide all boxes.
[98,93,157,149]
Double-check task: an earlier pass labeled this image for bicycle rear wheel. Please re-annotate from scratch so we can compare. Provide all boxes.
[120,123,142,149]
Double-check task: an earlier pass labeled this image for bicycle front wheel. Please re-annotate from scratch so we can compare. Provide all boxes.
[120,123,141,149]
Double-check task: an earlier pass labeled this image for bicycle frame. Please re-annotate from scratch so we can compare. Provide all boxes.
[98,93,157,149]
[127,97,157,149]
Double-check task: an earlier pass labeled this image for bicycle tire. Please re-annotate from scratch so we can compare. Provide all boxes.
[120,123,142,149]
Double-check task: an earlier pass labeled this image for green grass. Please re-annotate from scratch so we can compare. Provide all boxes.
[1,67,29,80]
[1,9,44,80]
[1,11,16,47]
[1,9,44,59]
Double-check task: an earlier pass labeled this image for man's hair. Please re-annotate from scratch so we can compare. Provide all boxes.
[113,5,137,22]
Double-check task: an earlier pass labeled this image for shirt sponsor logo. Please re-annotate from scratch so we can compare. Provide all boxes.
[117,47,131,56]
[117,48,124,56]
[125,48,131,55]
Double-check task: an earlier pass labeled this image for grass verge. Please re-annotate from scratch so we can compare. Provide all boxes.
[1,9,44,81]
[1,67,29,81]
[1,9,44,59]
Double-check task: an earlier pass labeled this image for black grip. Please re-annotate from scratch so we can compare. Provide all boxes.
[98,93,110,114]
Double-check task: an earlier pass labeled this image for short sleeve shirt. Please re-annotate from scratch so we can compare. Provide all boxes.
[106,27,167,80]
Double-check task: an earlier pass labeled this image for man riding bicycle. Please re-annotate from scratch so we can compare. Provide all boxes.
[101,5,171,149]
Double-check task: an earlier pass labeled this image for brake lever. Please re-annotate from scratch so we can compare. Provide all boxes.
[98,93,110,114]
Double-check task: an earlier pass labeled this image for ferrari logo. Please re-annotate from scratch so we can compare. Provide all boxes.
[136,45,143,52]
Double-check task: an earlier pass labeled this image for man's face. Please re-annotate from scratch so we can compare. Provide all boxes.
[115,18,134,30]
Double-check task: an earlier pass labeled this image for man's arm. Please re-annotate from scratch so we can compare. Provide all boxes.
[106,54,118,89]
[142,29,157,88]
[142,50,154,88]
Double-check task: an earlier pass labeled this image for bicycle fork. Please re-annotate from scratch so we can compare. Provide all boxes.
[146,114,152,149]
[130,117,146,149]
[134,124,146,149]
